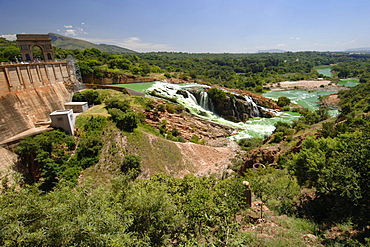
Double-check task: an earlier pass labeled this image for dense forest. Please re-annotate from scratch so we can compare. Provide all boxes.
[1,40,370,246]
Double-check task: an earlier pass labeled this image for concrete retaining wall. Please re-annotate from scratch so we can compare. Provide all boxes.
[0,62,72,142]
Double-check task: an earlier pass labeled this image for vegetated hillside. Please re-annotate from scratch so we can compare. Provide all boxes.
[49,33,137,54]
[345,47,370,52]
[77,89,240,180]
[256,49,286,53]
[2,82,370,245]
[2,46,370,245]
[0,89,323,246]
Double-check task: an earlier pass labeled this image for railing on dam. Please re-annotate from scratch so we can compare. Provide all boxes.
[1,60,65,66]
[0,60,75,96]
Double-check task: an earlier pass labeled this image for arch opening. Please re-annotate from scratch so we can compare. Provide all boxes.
[31,45,44,61]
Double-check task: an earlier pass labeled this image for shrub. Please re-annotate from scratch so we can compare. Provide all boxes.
[105,98,131,113]
[72,89,100,105]
[108,108,125,122]
[238,137,263,151]
[157,104,166,112]
[271,131,285,143]
[116,112,139,132]
[121,155,141,178]
[14,130,76,190]
[277,96,291,107]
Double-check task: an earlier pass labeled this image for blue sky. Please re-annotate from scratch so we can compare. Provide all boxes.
[1,0,370,53]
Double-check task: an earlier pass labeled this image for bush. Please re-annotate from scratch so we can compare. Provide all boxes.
[277,96,291,107]
[14,130,76,190]
[72,89,100,105]
[271,131,285,143]
[105,98,131,113]
[157,104,166,112]
[238,137,263,151]
[121,155,141,178]
[107,108,125,122]
[116,112,139,132]
[244,168,301,215]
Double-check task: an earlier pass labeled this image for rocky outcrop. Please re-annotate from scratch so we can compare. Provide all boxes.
[83,74,156,85]
[144,99,238,142]
[181,88,278,122]
[241,146,280,172]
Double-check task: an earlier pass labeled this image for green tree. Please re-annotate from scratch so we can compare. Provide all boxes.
[14,130,76,190]
[116,112,139,132]
[107,58,132,70]
[277,96,291,107]
[105,98,131,112]
[283,133,370,224]
[72,89,100,105]
[2,46,20,61]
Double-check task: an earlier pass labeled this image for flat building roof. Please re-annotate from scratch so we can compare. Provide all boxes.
[50,109,73,116]
[65,102,88,106]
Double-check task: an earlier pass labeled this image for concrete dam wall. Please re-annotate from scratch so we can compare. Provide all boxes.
[0,62,72,142]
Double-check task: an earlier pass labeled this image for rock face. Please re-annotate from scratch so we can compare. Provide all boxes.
[186,88,279,122]
[83,74,156,85]
[144,99,238,142]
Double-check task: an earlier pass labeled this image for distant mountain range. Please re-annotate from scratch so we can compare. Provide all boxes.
[345,47,370,52]
[49,33,137,54]
[256,49,286,53]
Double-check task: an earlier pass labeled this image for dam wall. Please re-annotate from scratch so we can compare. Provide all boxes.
[0,62,72,142]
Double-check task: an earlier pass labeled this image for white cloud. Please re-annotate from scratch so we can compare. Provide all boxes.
[59,25,88,37]
[65,29,77,36]
[277,43,286,47]
[0,34,17,40]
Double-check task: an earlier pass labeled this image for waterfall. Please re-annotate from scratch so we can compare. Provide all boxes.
[199,91,214,112]
[186,91,198,105]
[244,95,261,117]
[145,81,300,140]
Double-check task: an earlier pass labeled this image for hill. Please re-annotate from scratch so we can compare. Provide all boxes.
[49,33,137,54]
[345,47,370,53]
[256,49,286,53]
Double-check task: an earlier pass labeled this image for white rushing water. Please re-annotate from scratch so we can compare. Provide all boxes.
[146,81,301,140]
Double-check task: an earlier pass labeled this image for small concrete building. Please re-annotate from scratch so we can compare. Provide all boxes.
[64,102,88,113]
[50,109,75,135]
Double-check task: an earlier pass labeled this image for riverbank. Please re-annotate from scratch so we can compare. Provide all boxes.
[269,80,347,91]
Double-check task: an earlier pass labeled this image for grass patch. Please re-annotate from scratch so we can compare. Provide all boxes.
[81,104,109,117]
[125,127,191,176]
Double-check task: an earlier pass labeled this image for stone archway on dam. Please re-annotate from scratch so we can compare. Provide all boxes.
[16,34,55,62]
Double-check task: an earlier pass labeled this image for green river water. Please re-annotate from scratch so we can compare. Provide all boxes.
[109,70,358,140]
[316,66,333,77]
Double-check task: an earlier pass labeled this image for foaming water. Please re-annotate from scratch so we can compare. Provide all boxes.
[146,81,300,140]
[263,90,336,111]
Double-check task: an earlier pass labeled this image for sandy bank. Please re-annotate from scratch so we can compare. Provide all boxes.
[269,80,345,91]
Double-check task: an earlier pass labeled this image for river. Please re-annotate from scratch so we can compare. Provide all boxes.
[110,71,357,140]
[116,81,301,139]
[316,66,332,77]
